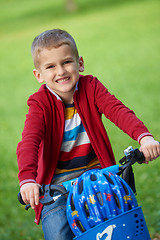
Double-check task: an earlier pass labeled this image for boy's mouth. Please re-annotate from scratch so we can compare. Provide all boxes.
[56,77,70,83]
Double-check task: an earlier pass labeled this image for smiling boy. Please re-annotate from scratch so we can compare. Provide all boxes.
[32,44,84,104]
[17,29,160,240]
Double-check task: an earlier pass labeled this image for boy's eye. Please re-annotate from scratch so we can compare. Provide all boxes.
[63,60,72,65]
[47,65,54,69]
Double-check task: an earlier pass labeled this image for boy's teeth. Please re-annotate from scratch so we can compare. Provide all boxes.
[58,77,69,82]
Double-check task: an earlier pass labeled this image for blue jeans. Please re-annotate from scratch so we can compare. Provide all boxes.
[41,192,74,240]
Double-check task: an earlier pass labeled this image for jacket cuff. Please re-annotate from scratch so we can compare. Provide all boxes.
[20,179,36,188]
[137,132,153,144]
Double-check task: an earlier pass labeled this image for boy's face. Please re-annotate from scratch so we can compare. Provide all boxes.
[33,44,84,103]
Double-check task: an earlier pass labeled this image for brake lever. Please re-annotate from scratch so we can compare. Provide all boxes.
[39,184,68,206]
[118,147,145,176]
[119,147,144,165]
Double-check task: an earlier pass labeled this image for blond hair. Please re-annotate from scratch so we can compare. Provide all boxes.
[31,29,79,68]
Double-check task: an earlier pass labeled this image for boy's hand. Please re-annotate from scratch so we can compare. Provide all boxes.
[139,136,160,164]
[20,182,41,209]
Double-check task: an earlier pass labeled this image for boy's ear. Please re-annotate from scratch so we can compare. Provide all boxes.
[79,56,84,72]
[33,69,44,83]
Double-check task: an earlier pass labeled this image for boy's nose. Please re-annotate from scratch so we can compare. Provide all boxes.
[57,65,66,76]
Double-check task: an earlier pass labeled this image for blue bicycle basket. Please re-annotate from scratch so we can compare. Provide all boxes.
[66,168,138,237]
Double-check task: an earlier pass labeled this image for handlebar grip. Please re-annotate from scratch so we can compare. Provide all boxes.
[135,149,145,164]
[17,191,26,205]
[138,141,160,163]
[17,192,31,210]
[17,185,44,205]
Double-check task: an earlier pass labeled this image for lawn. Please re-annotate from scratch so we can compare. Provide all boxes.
[0,0,160,239]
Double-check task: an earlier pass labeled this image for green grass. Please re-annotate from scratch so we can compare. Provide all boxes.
[0,0,160,239]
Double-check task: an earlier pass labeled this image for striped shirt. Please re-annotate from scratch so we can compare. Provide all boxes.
[52,103,101,185]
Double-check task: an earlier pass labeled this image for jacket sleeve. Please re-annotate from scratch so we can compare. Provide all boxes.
[92,77,152,142]
[16,95,45,187]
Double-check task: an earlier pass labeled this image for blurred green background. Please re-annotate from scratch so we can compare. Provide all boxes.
[0,0,160,239]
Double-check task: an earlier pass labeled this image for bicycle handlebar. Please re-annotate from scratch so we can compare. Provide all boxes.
[118,147,145,174]
[17,145,159,210]
[17,182,68,210]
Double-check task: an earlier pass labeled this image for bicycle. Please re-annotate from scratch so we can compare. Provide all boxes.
[18,146,153,239]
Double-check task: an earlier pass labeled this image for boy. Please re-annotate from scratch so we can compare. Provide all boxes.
[17,29,160,240]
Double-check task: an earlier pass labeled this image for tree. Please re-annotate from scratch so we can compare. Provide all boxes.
[66,0,77,12]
